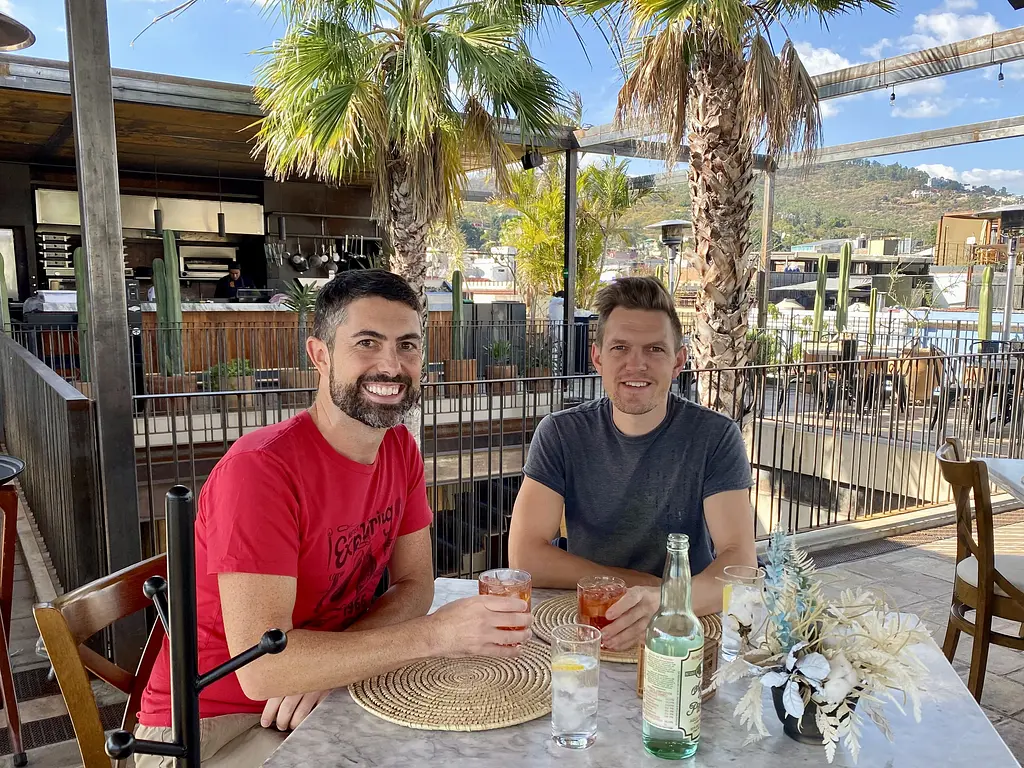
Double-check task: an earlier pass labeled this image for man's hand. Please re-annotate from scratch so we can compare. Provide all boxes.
[600,586,659,651]
[261,689,331,731]
[428,595,533,657]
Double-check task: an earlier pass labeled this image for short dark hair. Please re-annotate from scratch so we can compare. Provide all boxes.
[311,269,422,347]
[593,276,683,349]
[228,261,241,271]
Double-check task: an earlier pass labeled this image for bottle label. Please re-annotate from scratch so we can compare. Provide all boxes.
[642,646,703,738]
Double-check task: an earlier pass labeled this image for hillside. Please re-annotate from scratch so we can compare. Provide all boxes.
[461,159,1022,252]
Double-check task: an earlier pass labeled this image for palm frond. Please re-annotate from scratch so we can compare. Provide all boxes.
[616,19,694,166]
[740,33,783,151]
[461,96,516,198]
[776,39,822,158]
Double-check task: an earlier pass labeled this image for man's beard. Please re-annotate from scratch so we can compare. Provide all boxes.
[329,369,419,429]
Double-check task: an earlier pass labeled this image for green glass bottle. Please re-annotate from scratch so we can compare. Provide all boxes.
[642,533,704,759]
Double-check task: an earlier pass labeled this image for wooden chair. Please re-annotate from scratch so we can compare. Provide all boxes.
[0,483,27,766]
[934,438,1024,702]
[33,555,167,767]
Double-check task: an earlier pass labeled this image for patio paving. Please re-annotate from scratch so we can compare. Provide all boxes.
[819,519,1024,763]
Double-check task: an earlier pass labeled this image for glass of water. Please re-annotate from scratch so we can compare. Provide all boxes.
[719,565,766,663]
[550,623,601,749]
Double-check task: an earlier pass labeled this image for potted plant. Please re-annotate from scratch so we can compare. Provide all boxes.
[485,338,517,396]
[525,334,553,393]
[716,528,930,764]
[279,279,320,404]
[205,357,255,410]
[443,270,477,397]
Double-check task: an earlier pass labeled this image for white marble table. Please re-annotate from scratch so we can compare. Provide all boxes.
[263,578,1020,768]
[983,458,1024,505]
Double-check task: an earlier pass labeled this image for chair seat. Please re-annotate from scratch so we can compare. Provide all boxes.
[956,554,1024,598]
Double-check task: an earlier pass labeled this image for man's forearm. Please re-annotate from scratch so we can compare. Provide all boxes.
[346,575,434,632]
[691,547,758,616]
[239,616,439,701]
[512,541,660,589]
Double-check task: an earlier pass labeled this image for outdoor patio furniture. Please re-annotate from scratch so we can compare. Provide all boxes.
[260,577,1020,768]
[0,455,27,766]
[32,554,167,767]
[935,438,1024,703]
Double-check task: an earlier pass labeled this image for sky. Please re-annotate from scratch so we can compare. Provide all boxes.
[6,0,1024,191]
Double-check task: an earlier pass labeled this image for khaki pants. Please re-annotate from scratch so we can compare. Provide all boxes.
[134,714,286,768]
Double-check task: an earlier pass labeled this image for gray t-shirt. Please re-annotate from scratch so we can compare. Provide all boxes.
[523,394,753,577]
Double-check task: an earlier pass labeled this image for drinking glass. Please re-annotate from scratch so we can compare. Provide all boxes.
[550,623,602,749]
[577,575,627,630]
[719,565,766,663]
[478,569,532,635]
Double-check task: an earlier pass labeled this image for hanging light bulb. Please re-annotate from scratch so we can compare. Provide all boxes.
[217,161,227,237]
[889,86,895,107]
[998,63,1005,87]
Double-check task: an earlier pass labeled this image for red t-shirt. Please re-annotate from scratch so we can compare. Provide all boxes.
[138,411,432,726]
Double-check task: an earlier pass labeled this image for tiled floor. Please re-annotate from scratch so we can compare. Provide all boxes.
[820,520,1024,764]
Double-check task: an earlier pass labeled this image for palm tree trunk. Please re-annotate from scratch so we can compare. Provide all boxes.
[688,36,756,421]
[388,161,431,445]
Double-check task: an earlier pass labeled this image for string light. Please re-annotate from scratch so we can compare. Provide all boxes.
[889,87,896,108]
[998,63,1005,87]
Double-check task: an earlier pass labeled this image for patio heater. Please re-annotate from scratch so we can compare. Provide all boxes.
[0,12,34,51]
[645,220,691,296]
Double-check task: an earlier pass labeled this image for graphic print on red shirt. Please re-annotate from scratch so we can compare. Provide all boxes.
[138,410,432,726]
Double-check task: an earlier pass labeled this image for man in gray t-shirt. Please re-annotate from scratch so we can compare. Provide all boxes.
[509,277,756,653]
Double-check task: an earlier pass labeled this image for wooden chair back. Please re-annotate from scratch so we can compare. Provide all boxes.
[933,439,1024,607]
[33,554,167,767]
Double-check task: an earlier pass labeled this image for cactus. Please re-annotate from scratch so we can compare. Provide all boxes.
[0,248,9,333]
[451,270,464,360]
[978,265,994,342]
[835,241,852,333]
[73,247,90,381]
[868,287,878,347]
[812,253,828,338]
[153,230,184,376]
[655,264,666,285]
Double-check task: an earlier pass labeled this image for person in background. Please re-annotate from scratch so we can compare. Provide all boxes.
[214,261,254,300]
[509,276,756,652]
[134,270,531,767]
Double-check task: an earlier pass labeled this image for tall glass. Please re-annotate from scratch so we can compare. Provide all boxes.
[718,565,766,663]
[478,569,531,635]
[550,624,601,749]
[577,575,627,631]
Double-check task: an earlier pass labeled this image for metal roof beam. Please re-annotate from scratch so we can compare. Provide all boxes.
[575,26,1024,149]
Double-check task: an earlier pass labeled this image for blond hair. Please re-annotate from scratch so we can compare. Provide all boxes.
[593,277,683,348]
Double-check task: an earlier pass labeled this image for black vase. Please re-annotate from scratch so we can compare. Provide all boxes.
[770,686,857,745]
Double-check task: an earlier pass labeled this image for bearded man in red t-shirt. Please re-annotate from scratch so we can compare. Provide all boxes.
[135,270,531,767]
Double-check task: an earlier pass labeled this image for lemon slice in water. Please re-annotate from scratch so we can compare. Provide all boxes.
[551,661,586,672]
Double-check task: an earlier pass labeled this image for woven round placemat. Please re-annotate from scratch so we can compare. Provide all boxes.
[533,594,640,663]
[348,641,552,731]
[532,595,723,696]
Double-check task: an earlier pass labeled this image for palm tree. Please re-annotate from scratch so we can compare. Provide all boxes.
[253,0,571,314]
[579,154,652,276]
[582,0,894,417]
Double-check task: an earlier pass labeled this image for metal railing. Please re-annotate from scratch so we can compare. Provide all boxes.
[0,333,104,592]
[130,349,1024,579]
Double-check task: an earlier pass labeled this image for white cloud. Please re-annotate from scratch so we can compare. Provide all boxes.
[917,163,959,180]
[892,97,960,118]
[819,102,841,119]
[898,78,946,96]
[899,11,1000,51]
[861,38,891,60]
[0,0,15,14]
[916,164,1024,192]
[794,42,853,76]
[985,61,1024,81]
